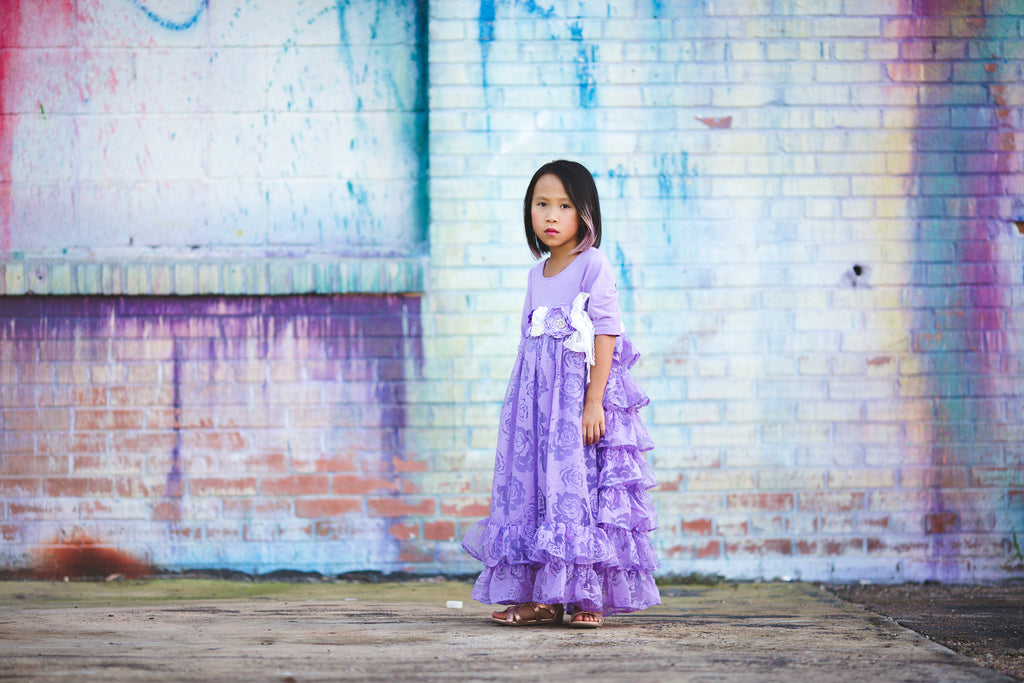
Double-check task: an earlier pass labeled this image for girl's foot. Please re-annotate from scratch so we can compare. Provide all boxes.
[569,610,604,629]
[490,602,564,626]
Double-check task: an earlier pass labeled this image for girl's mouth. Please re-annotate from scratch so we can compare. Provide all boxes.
[544,228,558,235]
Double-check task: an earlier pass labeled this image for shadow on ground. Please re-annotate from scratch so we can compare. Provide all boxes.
[829,583,1024,681]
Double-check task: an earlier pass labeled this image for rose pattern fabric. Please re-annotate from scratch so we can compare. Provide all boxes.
[462,304,660,616]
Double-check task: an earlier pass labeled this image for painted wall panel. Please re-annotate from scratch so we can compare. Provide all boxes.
[0,0,427,294]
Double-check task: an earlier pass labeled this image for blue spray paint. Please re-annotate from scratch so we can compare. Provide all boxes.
[654,151,696,244]
[478,0,555,115]
[613,242,635,331]
[129,0,208,31]
[607,164,633,199]
[570,23,597,109]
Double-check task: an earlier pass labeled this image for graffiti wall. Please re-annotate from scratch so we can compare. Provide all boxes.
[1,0,1023,582]
[0,0,427,294]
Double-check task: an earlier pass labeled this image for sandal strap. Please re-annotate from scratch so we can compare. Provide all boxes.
[503,602,560,623]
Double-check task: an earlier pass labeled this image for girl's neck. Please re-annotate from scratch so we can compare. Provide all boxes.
[543,243,581,278]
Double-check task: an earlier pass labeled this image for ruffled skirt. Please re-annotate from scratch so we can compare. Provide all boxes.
[461,306,660,616]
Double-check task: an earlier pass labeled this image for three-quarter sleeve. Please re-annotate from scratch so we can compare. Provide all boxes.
[583,250,621,336]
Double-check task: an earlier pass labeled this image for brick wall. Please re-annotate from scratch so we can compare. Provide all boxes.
[2,1,1023,583]
[426,0,1024,583]
[0,295,429,575]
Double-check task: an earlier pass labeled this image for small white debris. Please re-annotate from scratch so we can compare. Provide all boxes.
[446,600,463,609]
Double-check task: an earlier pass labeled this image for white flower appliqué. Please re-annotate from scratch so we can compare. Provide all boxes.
[564,292,596,379]
[528,306,549,337]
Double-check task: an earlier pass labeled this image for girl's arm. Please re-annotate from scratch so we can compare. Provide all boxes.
[582,334,616,445]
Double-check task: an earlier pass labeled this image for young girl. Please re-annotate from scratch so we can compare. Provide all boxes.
[461,160,660,628]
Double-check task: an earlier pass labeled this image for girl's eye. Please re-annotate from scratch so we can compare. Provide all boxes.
[561,203,571,209]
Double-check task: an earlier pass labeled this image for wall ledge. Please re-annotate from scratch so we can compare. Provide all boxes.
[0,251,427,296]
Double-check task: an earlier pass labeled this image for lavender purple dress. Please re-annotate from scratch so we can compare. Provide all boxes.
[462,247,660,616]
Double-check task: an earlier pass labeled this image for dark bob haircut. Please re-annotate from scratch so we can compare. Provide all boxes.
[523,159,602,259]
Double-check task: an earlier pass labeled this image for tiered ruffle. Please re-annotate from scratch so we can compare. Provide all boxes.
[463,323,660,616]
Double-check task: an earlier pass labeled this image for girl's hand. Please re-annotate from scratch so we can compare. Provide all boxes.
[582,398,605,445]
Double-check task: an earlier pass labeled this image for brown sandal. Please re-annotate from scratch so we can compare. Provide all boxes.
[569,610,604,629]
[491,602,564,626]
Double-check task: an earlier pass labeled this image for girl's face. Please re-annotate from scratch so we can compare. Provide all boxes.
[530,174,579,255]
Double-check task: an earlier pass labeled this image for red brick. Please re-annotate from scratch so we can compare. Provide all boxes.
[7,500,79,519]
[797,538,864,556]
[286,450,358,475]
[696,540,720,559]
[0,525,20,542]
[679,518,713,536]
[665,540,720,560]
[184,431,248,451]
[37,433,107,455]
[108,385,173,407]
[0,455,67,477]
[73,409,144,431]
[261,475,329,496]
[0,477,43,496]
[43,477,114,497]
[79,500,121,518]
[332,474,398,495]
[658,474,683,491]
[222,499,292,518]
[859,516,890,531]
[797,491,866,512]
[244,452,288,473]
[388,522,420,540]
[6,409,72,431]
[867,537,929,556]
[726,493,794,512]
[925,512,959,534]
[72,386,107,407]
[314,520,353,539]
[439,497,490,518]
[206,523,242,541]
[1010,490,1024,507]
[716,517,749,535]
[796,540,817,555]
[397,541,434,564]
[368,497,436,518]
[72,454,144,475]
[424,520,456,541]
[33,386,69,407]
[189,477,258,497]
[724,539,793,556]
[115,478,169,498]
[110,432,177,454]
[392,457,430,473]
[295,498,362,518]
[170,526,203,541]
[152,501,182,522]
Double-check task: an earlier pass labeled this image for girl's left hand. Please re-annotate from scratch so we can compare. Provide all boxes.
[582,399,605,445]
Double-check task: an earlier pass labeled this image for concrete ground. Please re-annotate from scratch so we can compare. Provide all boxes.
[0,579,1016,682]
